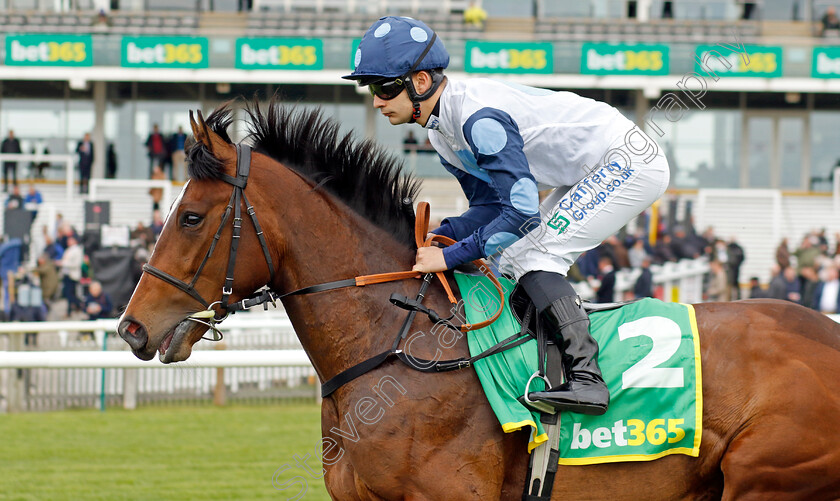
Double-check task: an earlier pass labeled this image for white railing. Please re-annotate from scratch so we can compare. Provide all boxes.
[0,312,317,413]
[577,258,709,304]
[0,153,76,200]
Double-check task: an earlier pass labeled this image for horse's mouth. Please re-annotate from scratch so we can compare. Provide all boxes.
[158,319,196,364]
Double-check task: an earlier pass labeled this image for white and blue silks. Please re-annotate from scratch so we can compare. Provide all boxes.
[427,78,670,279]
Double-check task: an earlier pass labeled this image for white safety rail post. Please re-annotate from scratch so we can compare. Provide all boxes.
[0,153,76,200]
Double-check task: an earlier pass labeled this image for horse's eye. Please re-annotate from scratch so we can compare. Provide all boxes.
[182,213,203,227]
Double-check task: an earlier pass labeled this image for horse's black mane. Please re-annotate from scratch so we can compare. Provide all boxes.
[186,96,421,246]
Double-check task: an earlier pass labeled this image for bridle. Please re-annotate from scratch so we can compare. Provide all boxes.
[141,143,276,339]
[140,140,521,397]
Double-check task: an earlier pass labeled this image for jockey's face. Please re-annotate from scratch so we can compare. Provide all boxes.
[372,85,413,125]
[371,71,436,126]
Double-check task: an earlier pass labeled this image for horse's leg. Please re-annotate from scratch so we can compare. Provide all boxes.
[322,399,364,501]
[711,305,840,500]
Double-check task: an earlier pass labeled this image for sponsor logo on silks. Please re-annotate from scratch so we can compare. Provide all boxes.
[557,161,635,221]
[547,212,570,235]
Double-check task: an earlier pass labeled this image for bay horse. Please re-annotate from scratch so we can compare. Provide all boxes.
[118,98,840,500]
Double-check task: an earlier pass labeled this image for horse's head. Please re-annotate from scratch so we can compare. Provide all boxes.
[119,97,421,365]
[118,107,276,363]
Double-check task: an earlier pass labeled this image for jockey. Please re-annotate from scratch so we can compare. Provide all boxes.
[343,16,670,415]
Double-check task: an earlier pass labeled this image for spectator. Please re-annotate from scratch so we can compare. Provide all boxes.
[652,234,677,264]
[83,280,114,320]
[403,130,419,153]
[130,221,155,248]
[793,235,821,273]
[169,127,187,182]
[91,9,111,31]
[605,235,630,270]
[4,185,24,210]
[59,235,84,317]
[776,238,791,270]
[1,130,22,192]
[463,1,488,29]
[34,252,59,308]
[800,266,820,309]
[149,164,166,212]
[822,6,840,36]
[30,144,49,180]
[726,237,745,300]
[627,238,650,269]
[670,226,701,260]
[768,265,801,303]
[747,276,766,299]
[813,265,840,313]
[106,143,118,179]
[151,209,164,239]
[632,256,654,299]
[594,255,616,303]
[23,184,42,220]
[145,124,168,175]
[705,259,729,302]
[41,226,64,262]
[76,132,94,194]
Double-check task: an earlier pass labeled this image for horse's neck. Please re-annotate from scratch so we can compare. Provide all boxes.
[276,208,419,382]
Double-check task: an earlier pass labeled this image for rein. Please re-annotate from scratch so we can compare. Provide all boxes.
[142,140,526,396]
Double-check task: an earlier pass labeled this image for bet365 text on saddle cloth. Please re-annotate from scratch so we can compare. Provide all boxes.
[453,272,701,465]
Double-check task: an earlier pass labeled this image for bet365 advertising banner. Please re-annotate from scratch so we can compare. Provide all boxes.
[464,41,553,74]
[5,35,93,66]
[121,36,209,68]
[694,44,782,77]
[581,43,669,75]
[236,38,323,70]
[812,47,840,78]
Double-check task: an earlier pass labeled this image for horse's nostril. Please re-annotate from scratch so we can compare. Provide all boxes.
[119,319,148,352]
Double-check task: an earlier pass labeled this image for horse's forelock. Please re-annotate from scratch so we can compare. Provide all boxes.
[185,139,225,181]
[185,102,236,181]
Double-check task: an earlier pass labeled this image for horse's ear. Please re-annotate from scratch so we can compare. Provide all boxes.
[190,109,235,163]
[189,110,205,145]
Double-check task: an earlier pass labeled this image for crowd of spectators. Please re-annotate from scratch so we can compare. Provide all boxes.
[756,230,840,314]
[568,208,746,304]
[146,124,188,182]
[0,181,165,345]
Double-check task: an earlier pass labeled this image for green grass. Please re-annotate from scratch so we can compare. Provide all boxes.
[0,404,332,501]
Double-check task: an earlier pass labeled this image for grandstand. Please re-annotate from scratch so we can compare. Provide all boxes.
[0,0,839,289]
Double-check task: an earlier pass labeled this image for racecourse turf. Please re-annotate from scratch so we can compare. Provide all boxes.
[0,404,332,500]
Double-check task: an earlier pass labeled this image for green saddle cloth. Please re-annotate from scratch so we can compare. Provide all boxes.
[453,272,702,465]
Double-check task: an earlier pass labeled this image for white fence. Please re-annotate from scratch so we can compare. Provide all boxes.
[0,313,318,413]
[577,258,709,303]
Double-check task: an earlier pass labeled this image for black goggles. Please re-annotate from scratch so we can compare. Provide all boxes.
[368,77,405,100]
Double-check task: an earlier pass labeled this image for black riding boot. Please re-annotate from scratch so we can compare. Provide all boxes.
[529,295,610,415]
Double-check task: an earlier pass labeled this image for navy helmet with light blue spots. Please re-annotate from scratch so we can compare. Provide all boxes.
[343,16,449,82]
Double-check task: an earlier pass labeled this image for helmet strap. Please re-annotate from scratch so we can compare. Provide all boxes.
[410,101,422,123]
[404,72,445,124]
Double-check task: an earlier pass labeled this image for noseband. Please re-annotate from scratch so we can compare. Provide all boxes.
[141,143,276,339]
